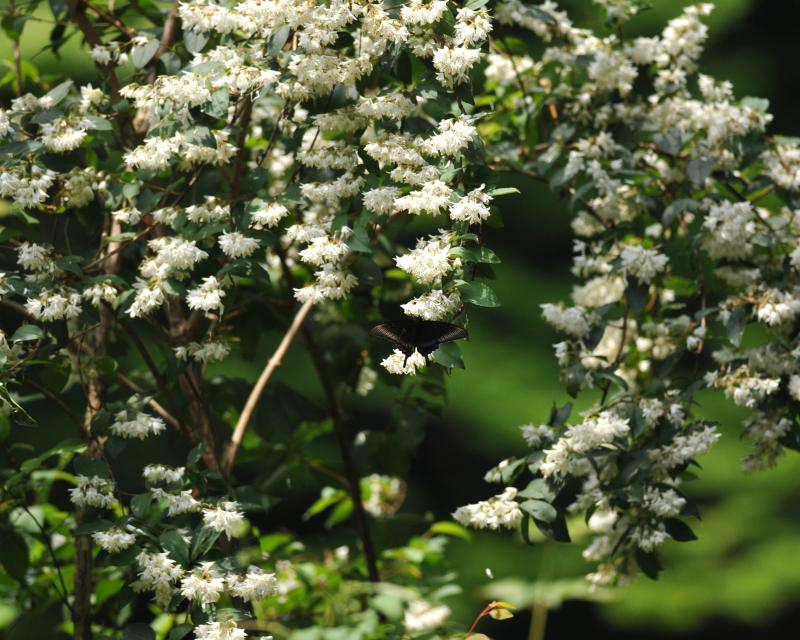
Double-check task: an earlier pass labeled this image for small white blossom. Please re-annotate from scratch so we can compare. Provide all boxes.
[219,231,259,258]
[452,486,522,530]
[228,567,277,602]
[92,527,136,553]
[109,410,166,440]
[69,475,117,510]
[403,600,451,632]
[202,501,245,538]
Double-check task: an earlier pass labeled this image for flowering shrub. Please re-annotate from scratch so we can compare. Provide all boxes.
[1,0,799,638]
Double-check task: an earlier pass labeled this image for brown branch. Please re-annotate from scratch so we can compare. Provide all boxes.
[221,297,315,475]
[155,7,180,59]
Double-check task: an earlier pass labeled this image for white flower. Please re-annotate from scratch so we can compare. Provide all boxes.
[422,116,477,157]
[432,46,482,86]
[40,117,88,152]
[789,375,800,402]
[90,44,112,65]
[454,7,493,46]
[619,244,669,283]
[127,280,167,318]
[395,235,453,284]
[109,410,166,440]
[520,424,555,449]
[355,366,378,396]
[186,276,226,315]
[152,488,201,516]
[381,349,428,375]
[541,411,630,477]
[69,475,116,510]
[25,288,82,322]
[403,600,451,632]
[541,303,591,337]
[92,527,136,552]
[134,551,183,607]
[17,242,53,271]
[202,501,245,538]
[363,186,400,214]
[449,185,492,224]
[643,487,686,518]
[82,282,117,307]
[250,202,289,229]
[181,562,225,605]
[112,206,142,225]
[176,340,231,363]
[219,231,259,258]
[194,620,248,640]
[394,181,453,215]
[453,486,522,530]
[228,566,277,601]
[401,289,461,320]
[143,464,185,485]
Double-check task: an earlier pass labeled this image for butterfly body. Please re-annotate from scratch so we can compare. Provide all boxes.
[370,319,468,363]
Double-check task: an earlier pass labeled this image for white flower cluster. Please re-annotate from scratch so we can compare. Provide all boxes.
[69,475,117,510]
[452,486,523,530]
[109,410,167,440]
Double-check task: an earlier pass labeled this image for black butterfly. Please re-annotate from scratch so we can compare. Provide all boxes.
[370,319,468,364]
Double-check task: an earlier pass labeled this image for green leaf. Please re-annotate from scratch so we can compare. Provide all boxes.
[533,509,570,542]
[458,281,500,307]
[122,623,156,640]
[520,499,557,523]
[187,442,206,469]
[168,624,194,640]
[84,115,113,131]
[0,530,29,582]
[635,549,663,580]
[73,519,114,536]
[565,364,586,398]
[625,279,650,313]
[183,30,209,54]
[130,493,152,518]
[428,521,471,541]
[159,530,190,566]
[203,88,229,119]
[191,526,221,561]
[664,518,697,542]
[687,157,714,186]
[517,479,557,502]
[450,246,500,264]
[370,594,404,621]
[269,24,291,57]
[132,39,160,69]
[432,341,465,369]
[489,186,520,197]
[726,307,746,347]
[465,0,489,9]
[11,325,44,343]
[44,79,73,106]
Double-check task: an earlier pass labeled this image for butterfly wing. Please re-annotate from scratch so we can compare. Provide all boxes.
[370,321,415,353]
[415,321,468,354]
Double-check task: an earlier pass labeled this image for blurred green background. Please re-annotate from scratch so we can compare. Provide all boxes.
[3,1,800,638]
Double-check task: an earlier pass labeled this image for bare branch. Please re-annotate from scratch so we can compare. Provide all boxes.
[221,297,315,475]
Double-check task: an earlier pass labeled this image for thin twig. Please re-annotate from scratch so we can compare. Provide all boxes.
[20,506,74,615]
[221,297,315,475]
[115,370,182,431]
